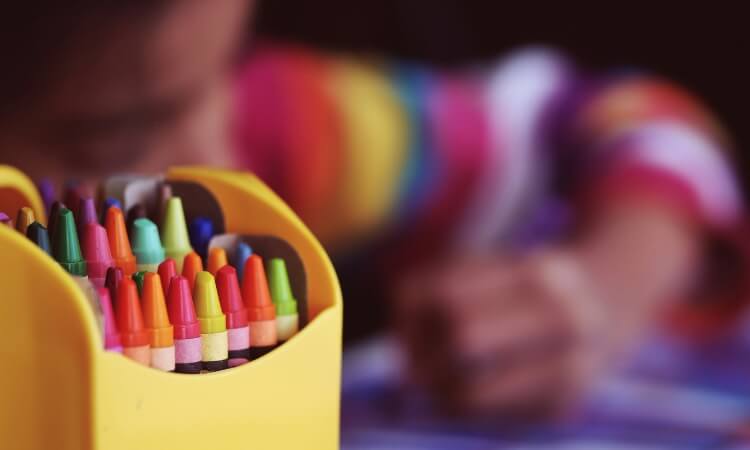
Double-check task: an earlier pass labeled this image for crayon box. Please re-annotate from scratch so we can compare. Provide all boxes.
[0,165,342,450]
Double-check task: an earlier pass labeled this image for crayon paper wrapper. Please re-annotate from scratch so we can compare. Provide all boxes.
[150,346,176,371]
[201,331,229,362]
[175,337,202,363]
[250,320,278,347]
[276,314,299,342]
[228,326,250,351]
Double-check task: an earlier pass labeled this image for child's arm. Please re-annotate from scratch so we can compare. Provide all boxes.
[396,75,742,417]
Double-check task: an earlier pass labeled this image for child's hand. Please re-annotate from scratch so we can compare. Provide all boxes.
[394,203,700,418]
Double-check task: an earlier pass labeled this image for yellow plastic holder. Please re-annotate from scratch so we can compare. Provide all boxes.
[0,165,342,450]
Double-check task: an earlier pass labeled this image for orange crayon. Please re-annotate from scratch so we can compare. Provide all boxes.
[241,254,278,359]
[142,273,176,371]
[116,278,150,366]
[182,251,203,291]
[105,206,136,276]
[207,247,228,275]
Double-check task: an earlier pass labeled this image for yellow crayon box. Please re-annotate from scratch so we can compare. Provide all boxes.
[0,165,342,450]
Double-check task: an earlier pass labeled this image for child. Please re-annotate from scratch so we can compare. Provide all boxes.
[1,0,744,418]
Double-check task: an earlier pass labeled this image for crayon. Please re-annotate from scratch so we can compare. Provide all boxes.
[131,218,165,272]
[234,242,253,283]
[216,266,251,366]
[207,246,228,275]
[267,258,300,341]
[100,197,122,224]
[36,178,56,214]
[182,251,203,291]
[77,197,98,238]
[155,182,172,227]
[188,217,214,261]
[142,273,176,371]
[161,197,193,272]
[96,287,122,353]
[0,212,11,227]
[132,271,147,296]
[167,276,203,374]
[105,266,124,309]
[26,222,51,255]
[74,277,104,334]
[194,271,228,371]
[63,181,86,220]
[241,255,278,359]
[126,203,148,235]
[105,206,136,276]
[116,278,150,366]
[15,207,35,234]
[82,223,114,288]
[52,207,87,277]
[158,258,177,297]
[48,201,64,238]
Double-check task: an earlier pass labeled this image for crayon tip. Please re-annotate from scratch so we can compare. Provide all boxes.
[207,247,228,275]
[160,197,193,272]
[267,258,298,316]
[96,287,122,351]
[15,207,35,234]
[100,197,122,224]
[188,217,214,261]
[0,212,11,227]
[77,197,98,237]
[36,178,56,214]
[82,223,114,288]
[234,242,253,282]
[167,276,201,339]
[241,255,276,321]
[63,181,86,219]
[155,182,173,227]
[158,258,178,296]
[126,203,148,234]
[115,278,149,348]
[48,201,64,237]
[52,207,87,277]
[105,206,136,276]
[216,266,248,329]
[181,251,203,290]
[131,218,165,267]
[132,271,147,296]
[194,271,226,334]
[26,222,52,255]
[142,273,174,348]
[105,266,124,309]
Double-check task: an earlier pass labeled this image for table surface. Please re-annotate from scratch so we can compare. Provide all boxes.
[341,326,750,450]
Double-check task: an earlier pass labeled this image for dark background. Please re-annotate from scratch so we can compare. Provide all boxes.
[253,0,749,193]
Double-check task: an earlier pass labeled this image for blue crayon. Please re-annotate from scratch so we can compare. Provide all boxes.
[188,217,214,261]
[234,242,253,283]
[99,197,122,224]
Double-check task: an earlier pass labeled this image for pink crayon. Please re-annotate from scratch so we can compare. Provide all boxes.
[216,266,251,367]
[96,287,122,353]
[167,276,202,374]
[82,223,115,288]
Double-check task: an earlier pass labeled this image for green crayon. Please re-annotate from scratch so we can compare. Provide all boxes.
[160,197,193,273]
[267,258,299,342]
[52,207,87,277]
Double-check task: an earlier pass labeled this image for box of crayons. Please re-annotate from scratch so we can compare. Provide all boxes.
[0,165,342,450]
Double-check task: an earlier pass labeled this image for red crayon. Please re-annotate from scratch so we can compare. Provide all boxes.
[82,223,114,288]
[105,266,124,311]
[158,258,178,297]
[115,278,150,366]
[216,266,251,367]
[96,287,122,353]
[167,276,203,374]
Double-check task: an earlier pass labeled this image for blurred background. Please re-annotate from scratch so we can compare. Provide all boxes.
[3,1,750,448]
